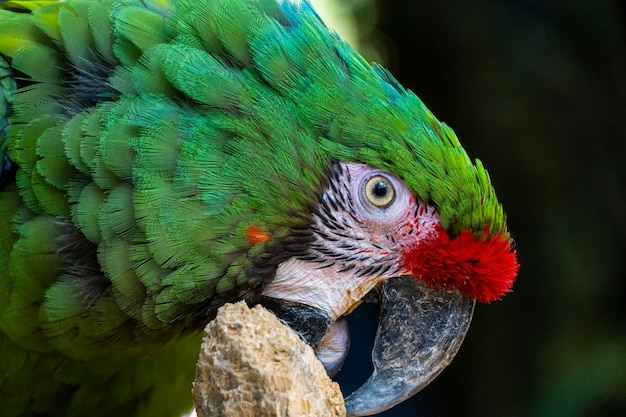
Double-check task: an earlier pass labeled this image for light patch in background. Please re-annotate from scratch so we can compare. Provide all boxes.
[308,0,359,48]
[288,0,385,65]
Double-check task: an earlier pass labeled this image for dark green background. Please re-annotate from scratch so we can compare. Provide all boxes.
[336,1,626,416]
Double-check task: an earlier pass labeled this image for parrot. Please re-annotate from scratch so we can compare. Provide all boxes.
[0,0,520,416]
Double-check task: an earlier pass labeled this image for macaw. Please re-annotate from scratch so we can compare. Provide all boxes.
[0,0,519,416]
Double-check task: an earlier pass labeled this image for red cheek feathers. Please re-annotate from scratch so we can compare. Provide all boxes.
[403,226,519,302]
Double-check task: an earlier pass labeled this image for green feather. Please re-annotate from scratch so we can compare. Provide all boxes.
[87,0,117,62]
[71,182,104,243]
[58,2,94,71]
[113,4,169,51]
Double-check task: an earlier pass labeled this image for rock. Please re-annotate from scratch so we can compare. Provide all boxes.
[193,302,346,417]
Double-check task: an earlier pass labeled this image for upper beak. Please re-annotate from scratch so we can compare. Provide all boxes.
[344,276,475,416]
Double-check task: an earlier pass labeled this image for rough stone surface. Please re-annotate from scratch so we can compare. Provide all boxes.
[193,302,346,417]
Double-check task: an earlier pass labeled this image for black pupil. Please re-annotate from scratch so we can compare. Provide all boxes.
[373,181,388,198]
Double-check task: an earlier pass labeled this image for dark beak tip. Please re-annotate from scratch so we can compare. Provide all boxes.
[344,277,475,416]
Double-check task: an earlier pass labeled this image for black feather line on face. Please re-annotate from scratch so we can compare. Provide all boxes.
[250,161,407,309]
[283,162,401,279]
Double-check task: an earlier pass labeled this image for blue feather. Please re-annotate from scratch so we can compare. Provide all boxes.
[279,0,322,27]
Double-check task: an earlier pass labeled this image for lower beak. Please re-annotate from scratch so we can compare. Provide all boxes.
[344,276,475,416]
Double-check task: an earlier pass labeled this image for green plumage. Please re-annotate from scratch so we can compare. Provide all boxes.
[0,0,509,415]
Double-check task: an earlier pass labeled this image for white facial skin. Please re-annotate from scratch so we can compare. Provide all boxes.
[263,161,441,321]
[262,162,442,372]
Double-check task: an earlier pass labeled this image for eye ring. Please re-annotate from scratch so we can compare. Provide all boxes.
[365,175,396,208]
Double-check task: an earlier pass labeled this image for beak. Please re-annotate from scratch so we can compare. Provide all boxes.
[344,276,475,416]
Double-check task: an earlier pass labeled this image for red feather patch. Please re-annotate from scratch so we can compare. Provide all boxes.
[403,226,519,302]
[245,225,270,245]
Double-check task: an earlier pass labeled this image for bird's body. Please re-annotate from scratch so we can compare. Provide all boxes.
[0,0,518,416]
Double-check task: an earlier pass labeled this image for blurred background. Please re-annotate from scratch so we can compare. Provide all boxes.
[311,0,626,416]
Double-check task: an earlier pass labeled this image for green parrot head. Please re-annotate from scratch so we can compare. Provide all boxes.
[210,2,520,412]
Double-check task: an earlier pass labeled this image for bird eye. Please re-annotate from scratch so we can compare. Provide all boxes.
[365,175,395,208]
